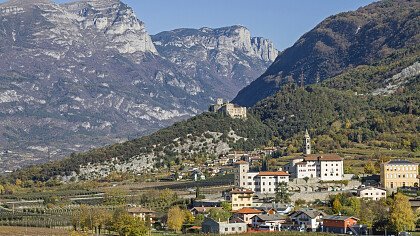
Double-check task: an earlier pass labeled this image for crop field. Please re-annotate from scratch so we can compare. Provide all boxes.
[0,226,69,236]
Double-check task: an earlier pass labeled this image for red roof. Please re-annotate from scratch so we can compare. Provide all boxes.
[257,171,290,176]
[230,188,254,194]
[234,207,263,214]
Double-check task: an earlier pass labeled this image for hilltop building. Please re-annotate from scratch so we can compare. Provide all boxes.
[357,186,386,201]
[209,98,247,119]
[234,161,289,194]
[380,160,419,190]
[283,131,344,181]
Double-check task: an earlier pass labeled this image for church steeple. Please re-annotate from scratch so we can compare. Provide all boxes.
[304,129,311,155]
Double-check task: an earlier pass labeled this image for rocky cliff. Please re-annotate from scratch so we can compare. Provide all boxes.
[0,0,277,171]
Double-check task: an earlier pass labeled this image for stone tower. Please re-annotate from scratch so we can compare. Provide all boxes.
[304,129,311,155]
[234,161,249,188]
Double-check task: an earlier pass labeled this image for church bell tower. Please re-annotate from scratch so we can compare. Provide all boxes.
[304,129,311,155]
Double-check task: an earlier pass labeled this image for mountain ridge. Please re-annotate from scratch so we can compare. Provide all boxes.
[0,0,277,171]
[233,0,420,107]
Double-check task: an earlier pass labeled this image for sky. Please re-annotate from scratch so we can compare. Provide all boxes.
[2,0,376,50]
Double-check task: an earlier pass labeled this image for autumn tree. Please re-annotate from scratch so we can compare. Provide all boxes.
[332,197,342,214]
[390,193,415,233]
[364,160,376,174]
[167,206,185,232]
[111,208,148,236]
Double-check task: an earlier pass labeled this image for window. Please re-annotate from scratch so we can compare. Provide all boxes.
[238,227,242,231]
[225,228,228,232]
[232,227,235,231]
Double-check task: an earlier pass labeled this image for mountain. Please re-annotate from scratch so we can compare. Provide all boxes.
[4,0,419,183]
[0,0,277,171]
[233,0,420,107]
[152,26,277,97]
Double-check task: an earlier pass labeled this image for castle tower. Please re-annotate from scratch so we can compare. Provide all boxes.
[216,98,224,105]
[304,129,311,155]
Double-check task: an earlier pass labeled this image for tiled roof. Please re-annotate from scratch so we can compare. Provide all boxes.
[385,160,417,165]
[302,154,342,161]
[252,214,286,221]
[234,207,263,214]
[230,188,254,194]
[257,171,290,176]
[323,215,359,221]
[191,207,222,213]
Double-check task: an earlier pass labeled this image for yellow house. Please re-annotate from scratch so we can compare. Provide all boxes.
[230,188,254,211]
[381,160,418,190]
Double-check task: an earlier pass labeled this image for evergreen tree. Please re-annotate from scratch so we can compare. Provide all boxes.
[275,182,291,203]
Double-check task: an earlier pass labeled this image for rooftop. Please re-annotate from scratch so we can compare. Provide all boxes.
[234,160,249,165]
[302,154,342,161]
[385,160,417,165]
[234,207,263,214]
[252,214,286,221]
[323,215,359,221]
[258,171,290,176]
[230,188,254,194]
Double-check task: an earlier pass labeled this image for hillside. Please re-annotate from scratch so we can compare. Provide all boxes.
[3,0,419,183]
[233,0,420,106]
[0,0,277,171]
[9,113,271,181]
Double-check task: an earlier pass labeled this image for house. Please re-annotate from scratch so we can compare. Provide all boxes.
[190,206,223,216]
[289,209,326,231]
[234,161,290,194]
[380,160,419,190]
[201,218,247,234]
[254,202,293,215]
[409,198,420,212]
[232,208,263,224]
[283,131,344,181]
[127,207,156,224]
[251,214,286,231]
[357,186,386,200]
[322,215,359,234]
[229,188,254,211]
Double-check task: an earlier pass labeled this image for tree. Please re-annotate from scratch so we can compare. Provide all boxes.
[275,182,291,203]
[303,176,309,183]
[221,201,232,211]
[390,193,415,233]
[167,206,185,232]
[364,161,376,174]
[332,197,342,214]
[111,208,148,236]
[208,208,231,222]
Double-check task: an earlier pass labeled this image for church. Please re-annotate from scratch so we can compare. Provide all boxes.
[283,130,344,181]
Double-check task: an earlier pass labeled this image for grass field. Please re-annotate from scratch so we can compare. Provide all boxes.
[0,226,70,236]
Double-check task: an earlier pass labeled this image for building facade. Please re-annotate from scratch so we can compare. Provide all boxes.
[380,160,419,190]
[357,186,386,201]
[201,218,247,234]
[209,98,247,119]
[284,154,344,181]
[322,216,358,234]
[229,188,254,211]
[234,161,289,194]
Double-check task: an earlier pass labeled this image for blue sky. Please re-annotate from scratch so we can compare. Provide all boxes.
[4,0,376,50]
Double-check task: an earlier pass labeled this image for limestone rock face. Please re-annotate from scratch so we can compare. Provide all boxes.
[0,0,277,170]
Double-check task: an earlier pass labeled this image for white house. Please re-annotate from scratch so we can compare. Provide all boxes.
[251,214,286,231]
[289,209,326,232]
[357,186,386,200]
[234,161,289,194]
